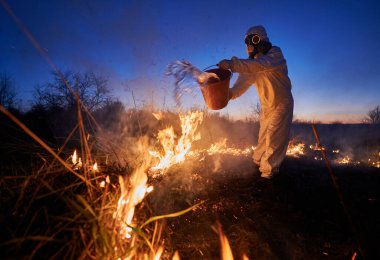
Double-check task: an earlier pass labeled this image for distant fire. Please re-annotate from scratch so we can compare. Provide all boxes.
[368,152,380,168]
[206,138,254,156]
[310,144,325,151]
[336,156,352,164]
[286,142,305,158]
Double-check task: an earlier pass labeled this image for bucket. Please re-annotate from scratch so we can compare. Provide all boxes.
[200,68,231,110]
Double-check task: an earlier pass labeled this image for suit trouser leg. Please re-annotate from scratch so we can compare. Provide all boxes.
[259,101,293,178]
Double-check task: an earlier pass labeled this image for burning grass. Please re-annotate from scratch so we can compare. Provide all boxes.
[1,105,380,259]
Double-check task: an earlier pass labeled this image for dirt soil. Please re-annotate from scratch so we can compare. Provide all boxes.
[150,156,380,260]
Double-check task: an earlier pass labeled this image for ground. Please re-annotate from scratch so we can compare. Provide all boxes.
[150,156,380,260]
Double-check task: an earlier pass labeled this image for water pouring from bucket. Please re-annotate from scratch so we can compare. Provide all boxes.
[166,61,231,110]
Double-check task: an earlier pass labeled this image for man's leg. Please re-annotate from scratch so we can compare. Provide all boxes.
[253,110,270,166]
[259,101,293,178]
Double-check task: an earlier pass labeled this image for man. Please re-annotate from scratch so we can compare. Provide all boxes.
[218,25,293,179]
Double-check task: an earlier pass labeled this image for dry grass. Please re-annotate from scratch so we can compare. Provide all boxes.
[0,103,203,259]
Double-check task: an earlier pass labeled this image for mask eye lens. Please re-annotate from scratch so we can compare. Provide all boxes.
[251,35,260,45]
[245,34,261,45]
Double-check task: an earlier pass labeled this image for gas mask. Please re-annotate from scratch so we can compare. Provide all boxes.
[244,33,272,59]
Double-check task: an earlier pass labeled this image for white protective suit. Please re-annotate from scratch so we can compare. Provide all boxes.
[229,26,294,178]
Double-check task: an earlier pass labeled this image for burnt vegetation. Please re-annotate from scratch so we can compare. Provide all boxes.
[0,71,380,259]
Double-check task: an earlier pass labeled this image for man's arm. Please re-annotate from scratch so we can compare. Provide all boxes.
[229,73,253,100]
[230,56,273,74]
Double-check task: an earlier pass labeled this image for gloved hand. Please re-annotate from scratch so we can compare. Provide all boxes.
[218,59,231,70]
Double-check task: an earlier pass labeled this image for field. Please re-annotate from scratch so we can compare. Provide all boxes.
[0,107,379,259]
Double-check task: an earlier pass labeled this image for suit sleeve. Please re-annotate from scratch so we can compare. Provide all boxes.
[230,73,253,100]
[230,55,274,74]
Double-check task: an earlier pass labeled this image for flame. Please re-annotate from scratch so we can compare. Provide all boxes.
[93,162,98,172]
[146,186,154,193]
[336,156,352,164]
[149,111,203,172]
[310,144,325,151]
[71,149,82,169]
[99,175,110,188]
[172,251,180,260]
[286,142,305,158]
[72,150,78,164]
[114,164,151,239]
[206,138,253,156]
[369,152,380,168]
[153,246,164,260]
[213,223,234,260]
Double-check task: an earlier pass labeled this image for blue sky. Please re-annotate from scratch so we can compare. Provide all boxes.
[1,0,380,122]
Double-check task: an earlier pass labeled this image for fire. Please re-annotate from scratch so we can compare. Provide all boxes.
[93,162,98,172]
[368,152,380,168]
[207,138,253,156]
[71,149,82,169]
[212,222,236,260]
[286,142,305,158]
[153,247,163,260]
[114,165,153,239]
[148,112,380,172]
[149,111,203,172]
[310,144,325,151]
[172,251,180,260]
[99,175,110,188]
[336,156,352,164]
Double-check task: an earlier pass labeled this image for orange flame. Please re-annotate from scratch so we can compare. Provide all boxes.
[213,222,234,260]
[310,144,325,151]
[207,138,254,156]
[149,111,203,172]
[114,165,153,239]
[71,149,82,169]
[93,162,98,172]
[286,142,305,158]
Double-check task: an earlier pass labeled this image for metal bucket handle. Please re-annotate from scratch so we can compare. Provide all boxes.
[203,64,233,79]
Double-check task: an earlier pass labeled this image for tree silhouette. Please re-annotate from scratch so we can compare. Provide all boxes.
[0,72,17,109]
[364,105,380,124]
[34,70,113,111]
